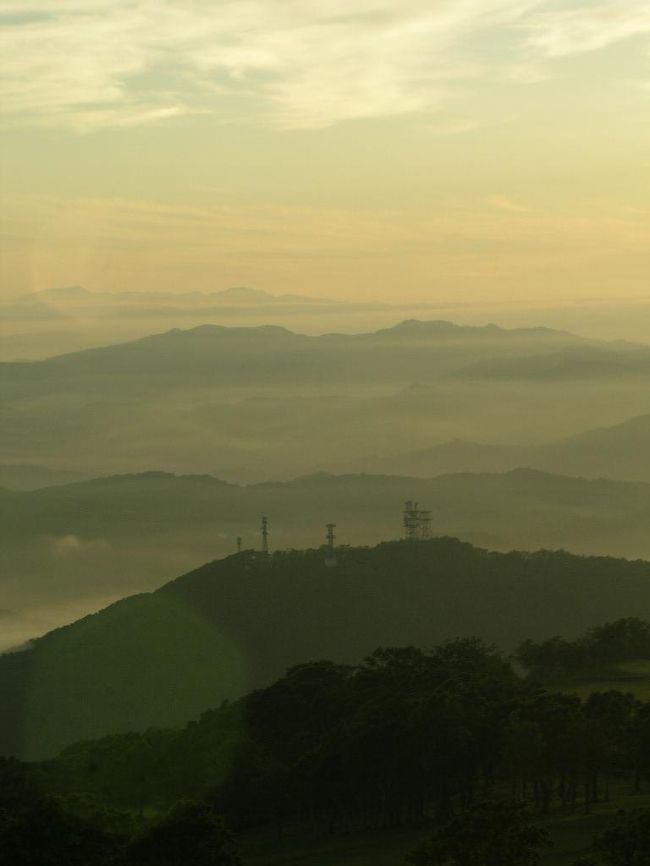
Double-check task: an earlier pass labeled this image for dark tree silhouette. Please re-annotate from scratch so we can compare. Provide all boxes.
[595,808,650,865]
[125,800,241,866]
[407,800,550,866]
[0,758,119,866]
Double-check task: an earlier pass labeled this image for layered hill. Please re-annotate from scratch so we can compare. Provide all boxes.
[0,286,533,361]
[453,345,650,381]
[4,318,639,483]
[5,467,650,653]
[4,538,650,760]
[334,413,650,483]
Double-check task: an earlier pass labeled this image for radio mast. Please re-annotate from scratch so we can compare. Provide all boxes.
[403,501,420,540]
[261,516,269,556]
[325,523,337,567]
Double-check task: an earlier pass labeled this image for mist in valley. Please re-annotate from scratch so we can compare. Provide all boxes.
[2,304,650,649]
[3,3,650,859]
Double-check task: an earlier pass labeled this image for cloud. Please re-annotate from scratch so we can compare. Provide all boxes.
[488,194,531,213]
[428,119,480,136]
[48,534,110,557]
[2,0,647,132]
[523,3,650,58]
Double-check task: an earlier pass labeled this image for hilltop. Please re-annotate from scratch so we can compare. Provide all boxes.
[5,466,650,652]
[4,537,650,759]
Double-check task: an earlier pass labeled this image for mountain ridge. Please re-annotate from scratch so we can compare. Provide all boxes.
[4,537,650,759]
[0,317,581,369]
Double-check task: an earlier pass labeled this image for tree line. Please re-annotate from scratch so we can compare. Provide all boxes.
[516,617,650,680]
[5,620,650,863]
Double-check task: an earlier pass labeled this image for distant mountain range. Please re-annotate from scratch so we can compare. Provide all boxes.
[8,285,642,362]
[0,286,472,355]
[1,318,648,482]
[4,465,650,656]
[3,537,650,759]
[1,285,439,360]
[452,345,650,381]
[0,463,94,491]
[2,285,340,317]
[333,413,650,483]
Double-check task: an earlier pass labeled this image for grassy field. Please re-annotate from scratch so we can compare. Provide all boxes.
[552,659,650,701]
[240,789,650,866]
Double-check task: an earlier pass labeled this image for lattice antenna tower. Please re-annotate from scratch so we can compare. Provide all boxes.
[403,500,421,541]
[236,536,243,554]
[325,523,337,567]
[418,510,432,539]
[261,516,269,555]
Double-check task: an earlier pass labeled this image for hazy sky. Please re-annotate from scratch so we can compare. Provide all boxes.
[1,1,649,303]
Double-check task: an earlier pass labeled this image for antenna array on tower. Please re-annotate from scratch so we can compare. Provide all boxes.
[403,501,432,540]
[325,523,337,567]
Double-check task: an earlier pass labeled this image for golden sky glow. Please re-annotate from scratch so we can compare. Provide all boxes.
[1,1,649,302]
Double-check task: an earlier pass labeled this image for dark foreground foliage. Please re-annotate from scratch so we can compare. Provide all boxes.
[517,618,650,680]
[37,627,650,835]
[6,538,650,760]
[595,808,650,865]
[6,623,650,863]
[0,758,120,865]
[408,800,550,866]
[0,759,240,866]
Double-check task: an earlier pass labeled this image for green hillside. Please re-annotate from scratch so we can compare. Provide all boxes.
[5,467,650,653]
[5,538,650,759]
[27,619,650,865]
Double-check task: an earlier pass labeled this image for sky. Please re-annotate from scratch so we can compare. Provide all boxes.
[0,0,649,304]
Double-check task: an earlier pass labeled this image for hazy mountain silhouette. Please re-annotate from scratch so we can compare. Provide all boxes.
[0,463,94,491]
[453,345,650,380]
[339,413,650,483]
[3,537,650,759]
[5,466,650,654]
[4,319,634,481]
[3,285,333,309]
[0,286,381,360]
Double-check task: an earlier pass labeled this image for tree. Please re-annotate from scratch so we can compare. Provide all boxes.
[125,800,241,866]
[0,757,120,866]
[408,800,550,866]
[595,809,650,865]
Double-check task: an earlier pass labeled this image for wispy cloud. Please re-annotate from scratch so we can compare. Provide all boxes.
[488,194,532,213]
[523,3,650,57]
[0,1,648,131]
[48,534,110,557]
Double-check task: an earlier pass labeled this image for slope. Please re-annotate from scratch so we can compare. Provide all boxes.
[340,413,650,483]
[5,467,650,652]
[4,538,650,759]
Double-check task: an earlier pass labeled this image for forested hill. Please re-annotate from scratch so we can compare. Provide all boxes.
[3,538,650,760]
[6,467,650,654]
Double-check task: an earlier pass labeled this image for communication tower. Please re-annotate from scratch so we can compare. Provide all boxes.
[325,523,337,567]
[261,516,269,556]
[236,536,243,554]
[403,501,432,540]
[403,501,421,540]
